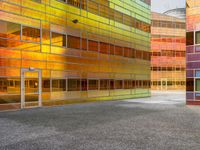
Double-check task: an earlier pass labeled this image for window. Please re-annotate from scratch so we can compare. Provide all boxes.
[52,79,66,92]
[0,78,7,93]
[131,49,136,58]
[51,32,66,47]
[15,80,20,88]
[81,79,87,91]
[181,81,185,86]
[100,79,109,90]
[25,79,39,93]
[196,71,200,77]
[196,79,200,91]
[110,44,115,55]
[100,42,109,54]
[31,0,41,3]
[29,80,38,88]
[143,51,150,60]
[115,46,123,56]
[89,80,99,90]
[68,79,80,91]
[59,0,66,2]
[123,15,132,26]
[99,4,109,18]
[81,0,87,9]
[143,80,150,88]
[186,32,194,46]
[135,19,150,33]
[115,11,123,23]
[124,48,131,58]
[152,81,157,86]
[22,26,40,42]
[0,20,21,40]
[137,80,143,88]
[176,81,180,85]
[7,80,14,87]
[68,0,80,7]
[132,80,136,89]
[81,38,87,50]
[88,0,99,14]
[196,31,200,44]
[67,35,80,49]
[152,52,161,56]
[88,40,98,52]
[186,78,194,91]
[68,0,86,9]
[140,80,144,88]
[152,20,160,27]
[0,79,21,94]
[148,81,151,88]
[176,51,185,57]
[42,79,50,92]
[109,8,115,20]
[110,80,114,90]
[124,80,132,89]
[136,50,142,59]
[181,51,186,57]
[115,80,123,89]
[67,0,86,9]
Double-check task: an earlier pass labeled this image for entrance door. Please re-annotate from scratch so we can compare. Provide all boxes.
[161,78,167,90]
[21,68,42,109]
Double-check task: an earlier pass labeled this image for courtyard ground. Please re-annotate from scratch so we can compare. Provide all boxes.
[0,91,200,150]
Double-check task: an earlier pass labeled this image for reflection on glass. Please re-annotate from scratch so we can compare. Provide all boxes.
[0,78,20,94]
[89,80,99,90]
[68,79,80,91]
[115,80,123,89]
[196,79,200,91]
[81,79,87,91]
[42,79,50,92]
[22,26,40,43]
[25,79,38,93]
[52,79,66,91]
[0,20,21,40]
[51,32,66,47]
[100,79,109,90]
[196,31,200,44]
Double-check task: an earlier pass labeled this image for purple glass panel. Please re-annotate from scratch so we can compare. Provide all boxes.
[186,70,194,77]
[186,92,194,100]
[196,45,200,52]
[186,46,194,53]
[187,53,200,61]
[187,62,200,69]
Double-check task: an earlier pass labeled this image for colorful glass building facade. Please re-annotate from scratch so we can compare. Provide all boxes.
[186,0,200,104]
[0,0,151,110]
[151,12,186,90]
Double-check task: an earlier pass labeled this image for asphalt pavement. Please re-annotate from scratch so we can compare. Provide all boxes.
[0,91,200,150]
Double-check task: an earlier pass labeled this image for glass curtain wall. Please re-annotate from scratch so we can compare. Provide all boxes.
[0,0,151,110]
[151,12,186,90]
[186,0,200,104]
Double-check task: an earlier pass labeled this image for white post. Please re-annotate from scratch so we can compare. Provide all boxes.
[21,69,25,109]
[38,70,42,107]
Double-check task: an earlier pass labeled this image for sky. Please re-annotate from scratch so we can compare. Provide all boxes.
[151,0,186,13]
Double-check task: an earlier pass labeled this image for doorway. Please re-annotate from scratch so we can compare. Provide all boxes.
[21,68,42,109]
